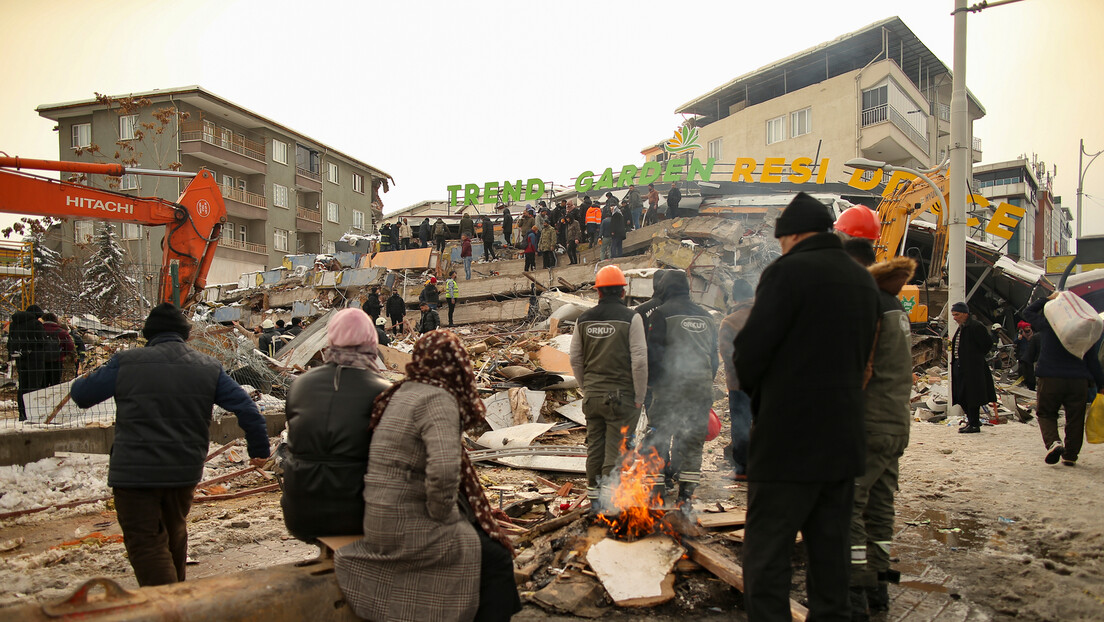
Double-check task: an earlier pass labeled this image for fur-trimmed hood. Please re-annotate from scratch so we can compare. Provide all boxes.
[868,256,916,296]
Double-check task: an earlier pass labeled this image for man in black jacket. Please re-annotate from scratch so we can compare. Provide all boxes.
[362,286,382,321]
[416,301,441,334]
[949,302,996,434]
[666,182,681,218]
[643,271,718,508]
[386,290,406,336]
[71,303,270,586]
[735,192,879,621]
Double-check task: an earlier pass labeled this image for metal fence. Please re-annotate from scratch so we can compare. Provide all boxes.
[0,261,289,432]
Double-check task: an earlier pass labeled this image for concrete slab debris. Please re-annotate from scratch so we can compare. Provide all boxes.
[586,534,684,605]
[475,423,555,449]
[482,389,546,430]
[555,399,586,426]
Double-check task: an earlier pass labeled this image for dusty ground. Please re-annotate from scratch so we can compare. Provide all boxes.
[1,415,1102,620]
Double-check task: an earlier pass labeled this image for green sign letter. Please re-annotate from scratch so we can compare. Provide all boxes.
[617,165,639,187]
[575,171,595,193]
[524,178,545,201]
[662,158,686,183]
[639,162,662,186]
[687,157,715,182]
[447,184,462,207]
[483,182,501,205]
[503,180,523,203]
[595,167,615,190]
[464,184,481,206]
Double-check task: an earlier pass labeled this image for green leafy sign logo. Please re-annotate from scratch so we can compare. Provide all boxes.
[900,295,917,313]
[664,123,702,154]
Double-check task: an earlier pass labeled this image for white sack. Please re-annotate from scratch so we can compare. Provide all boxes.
[1043,291,1103,359]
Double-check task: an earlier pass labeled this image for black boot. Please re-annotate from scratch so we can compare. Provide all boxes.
[849,586,870,622]
[676,481,697,511]
[866,582,889,612]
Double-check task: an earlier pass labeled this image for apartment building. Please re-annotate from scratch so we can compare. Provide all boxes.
[974,158,1071,260]
[37,86,392,285]
[648,17,985,184]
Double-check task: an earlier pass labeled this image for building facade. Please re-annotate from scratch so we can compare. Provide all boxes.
[974,157,1071,261]
[646,17,985,185]
[37,86,392,285]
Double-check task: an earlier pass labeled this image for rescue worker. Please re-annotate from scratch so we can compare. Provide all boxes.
[378,223,392,253]
[642,271,719,508]
[374,316,391,347]
[569,265,648,512]
[835,205,915,618]
[258,319,279,357]
[586,200,602,246]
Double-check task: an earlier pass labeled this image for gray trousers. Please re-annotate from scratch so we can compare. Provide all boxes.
[850,433,908,586]
[583,391,641,492]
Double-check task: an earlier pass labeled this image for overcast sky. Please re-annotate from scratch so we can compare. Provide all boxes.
[2,0,1102,240]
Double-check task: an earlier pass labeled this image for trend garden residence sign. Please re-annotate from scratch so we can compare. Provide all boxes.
[446,124,1026,242]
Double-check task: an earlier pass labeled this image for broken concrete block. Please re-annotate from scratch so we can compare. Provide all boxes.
[476,423,555,449]
[482,389,546,430]
[555,399,586,426]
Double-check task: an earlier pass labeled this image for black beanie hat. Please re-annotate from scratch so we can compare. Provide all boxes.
[24,304,44,319]
[143,303,191,340]
[774,192,835,238]
[951,302,969,314]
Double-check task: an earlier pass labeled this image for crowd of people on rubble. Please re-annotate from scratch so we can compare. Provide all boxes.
[48,185,1104,622]
[370,182,687,275]
[5,304,86,421]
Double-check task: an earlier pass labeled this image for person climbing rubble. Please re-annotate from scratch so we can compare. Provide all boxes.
[640,270,718,510]
[70,303,270,587]
[568,265,648,513]
[386,289,407,337]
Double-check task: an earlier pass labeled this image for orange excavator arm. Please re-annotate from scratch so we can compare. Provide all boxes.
[874,169,950,286]
[0,157,225,307]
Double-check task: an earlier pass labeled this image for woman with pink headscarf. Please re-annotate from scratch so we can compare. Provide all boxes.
[280,308,391,541]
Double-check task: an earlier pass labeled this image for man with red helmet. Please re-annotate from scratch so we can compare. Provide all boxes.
[1015,320,1040,390]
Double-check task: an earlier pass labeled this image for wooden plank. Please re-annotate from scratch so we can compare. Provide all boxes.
[367,247,437,270]
[684,538,808,621]
[537,346,573,374]
[192,482,280,503]
[697,508,747,529]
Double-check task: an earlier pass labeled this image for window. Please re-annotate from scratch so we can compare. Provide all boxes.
[325,241,336,254]
[274,228,289,252]
[273,139,288,165]
[222,222,235,243]
[120,115,138,141]
[766,116,785,145]
[75,221,94,244]
[119,174,139,191]
[327,162,339,184]
[353,210,365,230]
[121,223,142,240]
[707,138,722,161]
[71,123,91,149]
[791,108,811,137]
[273,183,288,208]
[353,172,364,194]
[296,145,320,174]
[862,86,888,110]
[239,224,247,243]
[326,201,339,223]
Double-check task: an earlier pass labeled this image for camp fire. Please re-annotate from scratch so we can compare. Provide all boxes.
[597,434,671,541]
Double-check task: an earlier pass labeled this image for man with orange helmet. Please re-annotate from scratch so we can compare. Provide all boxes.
[569,265,648,513]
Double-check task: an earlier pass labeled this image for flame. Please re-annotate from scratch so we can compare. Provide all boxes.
[597,428,670,541]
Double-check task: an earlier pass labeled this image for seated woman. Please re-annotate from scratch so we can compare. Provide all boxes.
[281,308,390,541]
[335,330,521,622]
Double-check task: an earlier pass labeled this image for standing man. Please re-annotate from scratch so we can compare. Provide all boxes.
[717,279,755,482]
[459,211,475,241]
[666,182,681,219]
[949,302,996,434]
[645,183,661,225]
[378,223,392,253]
[361,286,382,322]
[418,218,431,249]
[523,226,539,272]
[416,301,440,334]
[433,218,448,252]
[285,317,304,337]
[398,219,412,250]
[501,208,513,250]
[599,208,613,261]
[611,203,627,259]
[1022,293,1104,465]
[419,276,440,310]
[71,303,270,586]
[565,216,581,265]
[735,192,878,621]
[386,289,406,336]
[460,235,474,280]
[538,220,557,269]
[586,200,602,247]
[41,312,75,387]
[626,184,644,230]
[481,215,497,261]
[569,265,648,512]
[643,271,718,509]
[1015,321,1040,391]
[444,271,460,327]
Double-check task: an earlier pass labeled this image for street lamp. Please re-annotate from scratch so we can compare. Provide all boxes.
[845,158,949,257]
[1077,138,1104,241]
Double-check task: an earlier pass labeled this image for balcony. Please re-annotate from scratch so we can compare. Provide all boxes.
[220,185,268,220]
[859,103,930,165]
[180,121,267,175]
[295,166,323,192]
[219,237,267,255]
[296,205,323,231]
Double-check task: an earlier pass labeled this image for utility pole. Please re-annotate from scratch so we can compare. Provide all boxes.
[1077,138,1104,242]
[947,0,969,336]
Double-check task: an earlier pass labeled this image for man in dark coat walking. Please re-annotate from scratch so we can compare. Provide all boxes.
[361,286,381,321]
[71,303,269,586]
[666,182,682,218]
[950,301,996,433]
[386,290,407,336]
[735,192,879,621]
